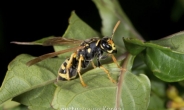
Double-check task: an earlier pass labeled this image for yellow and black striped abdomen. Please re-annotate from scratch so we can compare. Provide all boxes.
[57,54,78,80]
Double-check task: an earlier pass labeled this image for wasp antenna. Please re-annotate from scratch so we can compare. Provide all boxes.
[10,41,35,45]
[111,20,121,39]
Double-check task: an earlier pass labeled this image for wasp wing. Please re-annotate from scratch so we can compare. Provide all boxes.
[42,37,83,46]
[11,37,84,66]
[11,37,83,46]
[26,46,84,66]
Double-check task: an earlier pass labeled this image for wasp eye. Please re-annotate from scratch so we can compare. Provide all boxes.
[106,45,110,49]
[102,43,106,47]
[102,43,112,50]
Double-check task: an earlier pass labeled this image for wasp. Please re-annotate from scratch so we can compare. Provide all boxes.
[12,21,122,87]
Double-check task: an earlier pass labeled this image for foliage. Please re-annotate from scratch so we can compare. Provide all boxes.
[1,0,184,110]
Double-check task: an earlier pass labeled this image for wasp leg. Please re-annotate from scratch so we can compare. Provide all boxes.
[96,59,116,83]
[91,61,96,68]
[99,65,116,83]
[77,55,87,87]
[111,54,126,71]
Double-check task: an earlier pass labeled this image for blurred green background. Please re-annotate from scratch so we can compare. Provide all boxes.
[0,0,183,85]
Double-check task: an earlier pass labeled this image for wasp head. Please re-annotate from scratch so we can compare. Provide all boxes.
[100,37,117,54]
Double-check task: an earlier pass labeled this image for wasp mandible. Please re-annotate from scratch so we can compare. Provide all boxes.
[12,21,122,87]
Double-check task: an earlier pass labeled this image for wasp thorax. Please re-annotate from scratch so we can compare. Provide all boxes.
[100,37,117,54]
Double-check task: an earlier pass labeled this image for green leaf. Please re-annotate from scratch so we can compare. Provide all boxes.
[150,31,184,53]
[124,38,146,55]
[145,47,184,82]
[121,72,150,110]
[124,31,184,54]
[13,83,56,110]
[0,100,20,110]
[148,81,166,110]
[132,61,166,110]
[51,63,150,109]
[123,31,184,82]
[62,11,99,40]
[0,54,60,104]
[123,38,170,55]
[148,93,165,110]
